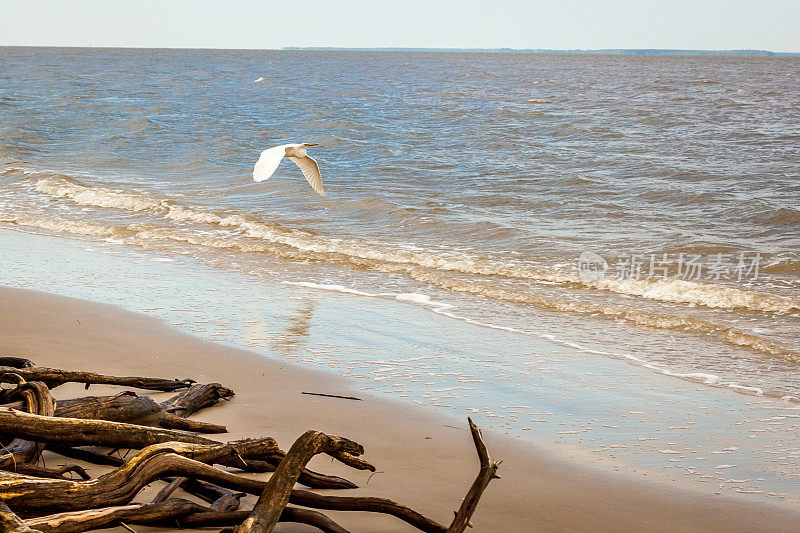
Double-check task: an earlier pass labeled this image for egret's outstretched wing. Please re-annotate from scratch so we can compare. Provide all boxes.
[253,145,286,182]
[288,155,325,197]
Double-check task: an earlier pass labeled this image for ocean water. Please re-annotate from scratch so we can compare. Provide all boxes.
[1,48,799,500]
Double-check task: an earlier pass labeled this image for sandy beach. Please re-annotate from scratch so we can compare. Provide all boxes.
[2,285,799,532]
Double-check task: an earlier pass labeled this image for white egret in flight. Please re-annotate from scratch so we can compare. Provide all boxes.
[253,143,325,197]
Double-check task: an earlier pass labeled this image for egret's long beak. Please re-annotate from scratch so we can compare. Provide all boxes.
[304,143,318,147]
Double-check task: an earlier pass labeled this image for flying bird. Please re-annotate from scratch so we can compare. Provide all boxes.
[253,143,325,197]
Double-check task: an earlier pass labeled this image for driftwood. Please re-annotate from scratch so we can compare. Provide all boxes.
[0,361,498,532]
[0,499,35,533]
[52,445,359,490]
[153,478,248,517]
[0,365,193,391]
[0,378,55,471]
[301,392,362,401]
[25,501,350,533]
[446,418,500,533]
[235,431,365,532]
[47,446,127,467]
[179,507,350,532]
[0,440,450,531]
[25,499,204,533]
[0,439,370,513]
[0,357,36,369]
[0,408,218,448]
[56,391,227,433]
[160,382,234,417]
[6,461,90,481]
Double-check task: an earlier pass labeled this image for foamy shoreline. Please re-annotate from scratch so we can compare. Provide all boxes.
[3,285,800,532]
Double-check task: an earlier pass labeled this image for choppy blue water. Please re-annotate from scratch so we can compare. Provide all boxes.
[1,47,799,500]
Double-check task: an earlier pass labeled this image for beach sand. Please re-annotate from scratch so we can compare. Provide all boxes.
[2,285,799,532]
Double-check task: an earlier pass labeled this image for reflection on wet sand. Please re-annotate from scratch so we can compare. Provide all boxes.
[272,298,315,356]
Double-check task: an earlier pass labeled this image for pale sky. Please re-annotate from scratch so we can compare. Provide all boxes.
[0,0,798,52]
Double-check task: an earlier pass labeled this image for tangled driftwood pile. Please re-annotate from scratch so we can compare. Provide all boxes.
[0,356,499,532]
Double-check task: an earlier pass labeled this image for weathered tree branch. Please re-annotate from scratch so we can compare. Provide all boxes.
[0,379,55,471]
[0,357,36,369]
[229,457,359,489]
[9,463,91,481]
[0,366,194,391]
[234,431,365,532]
[178,506,350,533]
[51,443,360,489]
[0,499,37,533]
[446,417,501,533]
[161,382,234,417]
[48,446,126,468]
[0,408,218,449]
[24,500,349,533]
[55,391,227,433]
[25,499,203,533]
[151,476,188,504]
[289,491,447,533]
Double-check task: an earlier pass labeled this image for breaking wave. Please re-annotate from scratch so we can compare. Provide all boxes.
[1,166,797,364]
[27,173,800,316]
[2,209,799,364]
[34,174,163,212]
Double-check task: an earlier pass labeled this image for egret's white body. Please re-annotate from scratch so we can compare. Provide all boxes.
[253,143,325,197]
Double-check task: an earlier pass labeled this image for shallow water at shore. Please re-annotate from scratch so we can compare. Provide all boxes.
[2,227,799,503]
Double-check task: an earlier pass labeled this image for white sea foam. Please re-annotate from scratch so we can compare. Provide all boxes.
[5,215,121,238]
[6,191,800,366]
[35,175,161,212]
[281,281,379,298]
[591,276,798,314]
[395,292,454,310]
[8,171,800,370]
[395,292,433,304]
[29,174,800,315]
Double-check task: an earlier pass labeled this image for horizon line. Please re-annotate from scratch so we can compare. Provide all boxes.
[1,45,798,56]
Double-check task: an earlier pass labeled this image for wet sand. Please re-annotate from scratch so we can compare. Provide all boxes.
[2,285,799,532]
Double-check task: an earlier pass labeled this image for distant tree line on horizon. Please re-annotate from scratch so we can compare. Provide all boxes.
[283,47,799,56]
